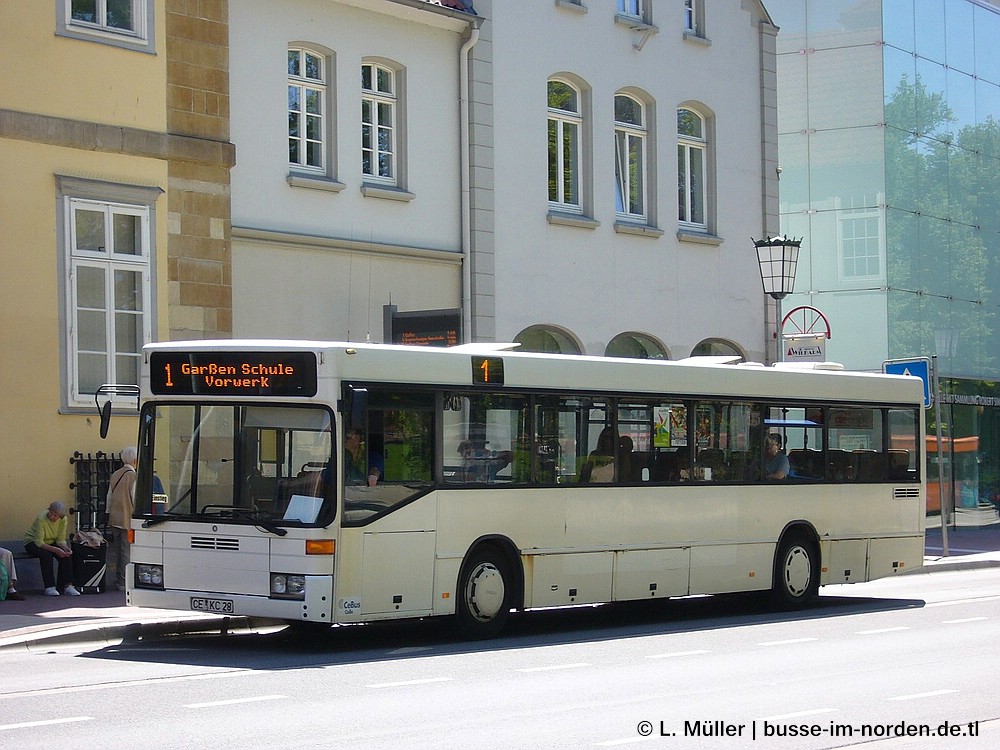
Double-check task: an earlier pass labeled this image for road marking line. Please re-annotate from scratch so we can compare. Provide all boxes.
[0,717,92,731]
[518,662,591,673]
[943,617,988,624]
[647,649,710,659]
[368,677,454,688]
[759,708,838,721]
[758,637,819,646]
[888,689,958,701]
[857,626,910,634]
[185,695,285,709]
[927,595,1000,607]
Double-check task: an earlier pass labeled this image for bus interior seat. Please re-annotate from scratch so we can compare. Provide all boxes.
[827,449,852,481]
[853,450,883,482]
[888,449,911,480]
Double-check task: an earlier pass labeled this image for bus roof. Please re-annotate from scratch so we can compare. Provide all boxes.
[142,339,924,406]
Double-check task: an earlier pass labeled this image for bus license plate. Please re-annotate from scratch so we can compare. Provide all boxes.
[190,597,235,614]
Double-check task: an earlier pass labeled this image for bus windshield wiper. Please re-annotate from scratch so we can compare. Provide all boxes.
[142,514,177,528]
[198,505,288,536]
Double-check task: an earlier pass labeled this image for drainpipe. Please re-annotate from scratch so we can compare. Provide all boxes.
[460,26,480,343]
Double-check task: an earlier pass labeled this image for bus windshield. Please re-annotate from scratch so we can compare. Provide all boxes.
[136,403,336,528]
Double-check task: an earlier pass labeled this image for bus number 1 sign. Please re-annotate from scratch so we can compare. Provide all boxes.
[472,356,504,387]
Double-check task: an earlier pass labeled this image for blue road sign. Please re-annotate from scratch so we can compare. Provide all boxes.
[883,358,931,408]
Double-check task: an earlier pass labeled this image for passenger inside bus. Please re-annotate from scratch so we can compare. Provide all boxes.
[581,427,616,483]
[765,433,789,480]
[457,440,513,483]
[344,427,383,486]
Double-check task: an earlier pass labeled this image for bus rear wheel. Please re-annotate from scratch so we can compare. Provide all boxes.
[456,545,512,639]
[772,533,819,609]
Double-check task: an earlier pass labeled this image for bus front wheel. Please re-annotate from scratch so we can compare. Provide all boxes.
[772,532,819,609]
[456,545,512,639]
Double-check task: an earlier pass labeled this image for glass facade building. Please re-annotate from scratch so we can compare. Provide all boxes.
[769,0,1000,529]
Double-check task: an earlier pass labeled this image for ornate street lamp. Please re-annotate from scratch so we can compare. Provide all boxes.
[753,235,802,362]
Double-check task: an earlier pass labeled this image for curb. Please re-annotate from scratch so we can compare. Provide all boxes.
[0,615,273,653]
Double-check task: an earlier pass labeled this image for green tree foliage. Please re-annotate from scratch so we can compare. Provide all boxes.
[885,74,998,376]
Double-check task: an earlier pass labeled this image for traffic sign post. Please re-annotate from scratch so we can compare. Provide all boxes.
[883,356,947,556]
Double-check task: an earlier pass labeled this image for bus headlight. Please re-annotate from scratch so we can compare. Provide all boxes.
[135,564,164,589]
[270,573,306,600]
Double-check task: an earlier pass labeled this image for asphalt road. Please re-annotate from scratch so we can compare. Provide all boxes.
[1,567,998,750]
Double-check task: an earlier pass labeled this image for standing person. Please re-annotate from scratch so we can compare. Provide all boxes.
[107,446,138,591]
[23,501,79,596]
[0,546,26,600]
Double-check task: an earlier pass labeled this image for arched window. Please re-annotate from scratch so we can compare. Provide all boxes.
[677,107,707,228]
[690,338,744,361]
[605,333,668,359]
[288,47,326,171]
[514,325,583,355]
[548,79,582,211]
[614,94,646,220]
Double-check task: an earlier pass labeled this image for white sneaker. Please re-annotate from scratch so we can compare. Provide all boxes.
[44,587,60,596]
[63,585,81,596]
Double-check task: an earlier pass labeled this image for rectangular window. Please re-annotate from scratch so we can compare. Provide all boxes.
[618,0,643,19]
[59,0,153,51]
[684,0,705,37]
[362,62,397,183]
[288,48,327,172]
[443,393,529,484]
[769,406,824,480]
[841,214,881,279]
[694,401,761,482]
[66,198,151,405]
[829,407,885,482]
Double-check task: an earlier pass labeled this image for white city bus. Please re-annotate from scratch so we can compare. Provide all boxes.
[116,340,925,637]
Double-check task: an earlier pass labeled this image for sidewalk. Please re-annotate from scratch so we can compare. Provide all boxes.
[2,525,998,651]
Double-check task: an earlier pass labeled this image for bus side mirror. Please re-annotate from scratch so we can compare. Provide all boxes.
[346,387,368,431]
[99,400,113,439]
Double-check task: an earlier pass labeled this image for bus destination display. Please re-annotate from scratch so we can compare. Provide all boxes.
[150,351,317,396]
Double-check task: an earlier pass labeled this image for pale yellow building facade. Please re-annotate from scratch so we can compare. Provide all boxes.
[0,0,233,544]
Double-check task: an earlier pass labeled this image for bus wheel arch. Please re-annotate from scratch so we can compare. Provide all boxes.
[454,537,523,639]
[771,523,820,609]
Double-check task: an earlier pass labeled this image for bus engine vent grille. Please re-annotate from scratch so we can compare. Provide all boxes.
[893,487,920,499]
[190,536,240,551]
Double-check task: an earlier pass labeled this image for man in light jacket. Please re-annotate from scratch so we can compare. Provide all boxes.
[107,446,138,591]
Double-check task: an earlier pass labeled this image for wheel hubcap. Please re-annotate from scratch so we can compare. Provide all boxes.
[783,546,811,597]
[465,562,505,622]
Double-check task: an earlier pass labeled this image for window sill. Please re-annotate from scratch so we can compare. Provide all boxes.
[683,31,712,46]
[614,221,664,238]
[677,229,723,246]
[555,0,587,13]
[547,211,600,230]
[614,14,659,34]
[287,173,346,192]
[361,183,416,202]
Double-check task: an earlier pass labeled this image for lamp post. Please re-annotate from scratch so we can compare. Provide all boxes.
[753,235,802,363]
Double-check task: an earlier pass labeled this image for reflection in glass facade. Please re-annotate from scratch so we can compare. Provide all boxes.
[771,0,1000,528]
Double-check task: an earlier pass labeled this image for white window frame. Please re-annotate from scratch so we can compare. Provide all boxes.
[548,79,583,213]
[839,197,884,282]
[617,0,644,20]
[57,0,154,53]
[677,107,707,230]
[614,94,647,221]
[57,177,158,411]
[288,47,327,174]
[684,0,706,37]
[361,61,398,185]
